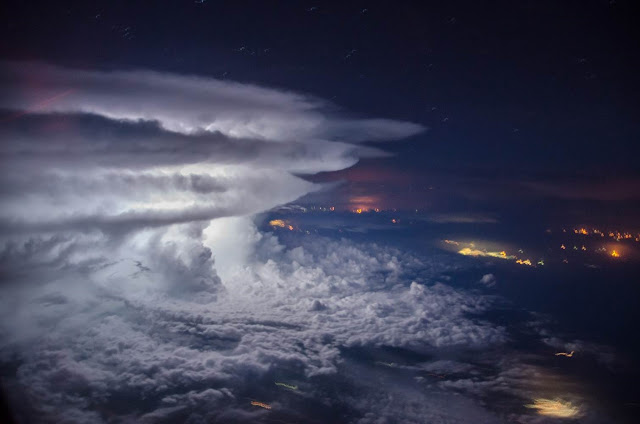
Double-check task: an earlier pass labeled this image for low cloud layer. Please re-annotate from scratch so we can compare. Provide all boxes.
[1,231,507,422]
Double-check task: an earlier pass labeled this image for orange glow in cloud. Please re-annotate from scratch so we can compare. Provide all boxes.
[269,219,286,228]
[348,195,381,213]
[555,351,574,357]
[611,250,620,257]
[516,259,533,266]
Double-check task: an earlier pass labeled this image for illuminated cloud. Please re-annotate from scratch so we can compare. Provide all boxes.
[0,62,424,238]
[0,61,424,142]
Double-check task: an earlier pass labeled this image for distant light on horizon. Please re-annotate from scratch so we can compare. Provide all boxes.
[525,398,580,418]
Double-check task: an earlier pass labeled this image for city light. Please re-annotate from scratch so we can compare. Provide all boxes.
[251,401,272,410]
[525,398,579,418]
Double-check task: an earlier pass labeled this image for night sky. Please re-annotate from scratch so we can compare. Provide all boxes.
[1,1,640,423]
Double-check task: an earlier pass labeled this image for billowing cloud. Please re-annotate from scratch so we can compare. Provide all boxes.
[1,229,509,423]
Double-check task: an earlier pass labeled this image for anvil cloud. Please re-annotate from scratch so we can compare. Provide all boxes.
[0,62,423,236]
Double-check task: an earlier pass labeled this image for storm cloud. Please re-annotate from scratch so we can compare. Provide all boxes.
[0,63,605,423]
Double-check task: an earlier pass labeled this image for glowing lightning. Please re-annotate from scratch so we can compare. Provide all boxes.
[555,350,575,357]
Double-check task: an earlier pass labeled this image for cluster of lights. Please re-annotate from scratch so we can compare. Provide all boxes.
[353,207,384,213]
[555,227,639,258]
[564,228,639,242]
[560,243,622,258]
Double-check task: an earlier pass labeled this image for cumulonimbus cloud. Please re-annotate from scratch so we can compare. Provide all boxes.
[0,62,619,424]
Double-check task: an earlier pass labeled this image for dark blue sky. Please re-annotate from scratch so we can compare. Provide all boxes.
[2,0,639,225]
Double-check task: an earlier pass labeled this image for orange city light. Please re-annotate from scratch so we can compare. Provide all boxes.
[251,401,272,410]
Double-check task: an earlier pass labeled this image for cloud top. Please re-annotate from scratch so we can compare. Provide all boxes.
[1,61,424,141]
[0,62,424,236]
